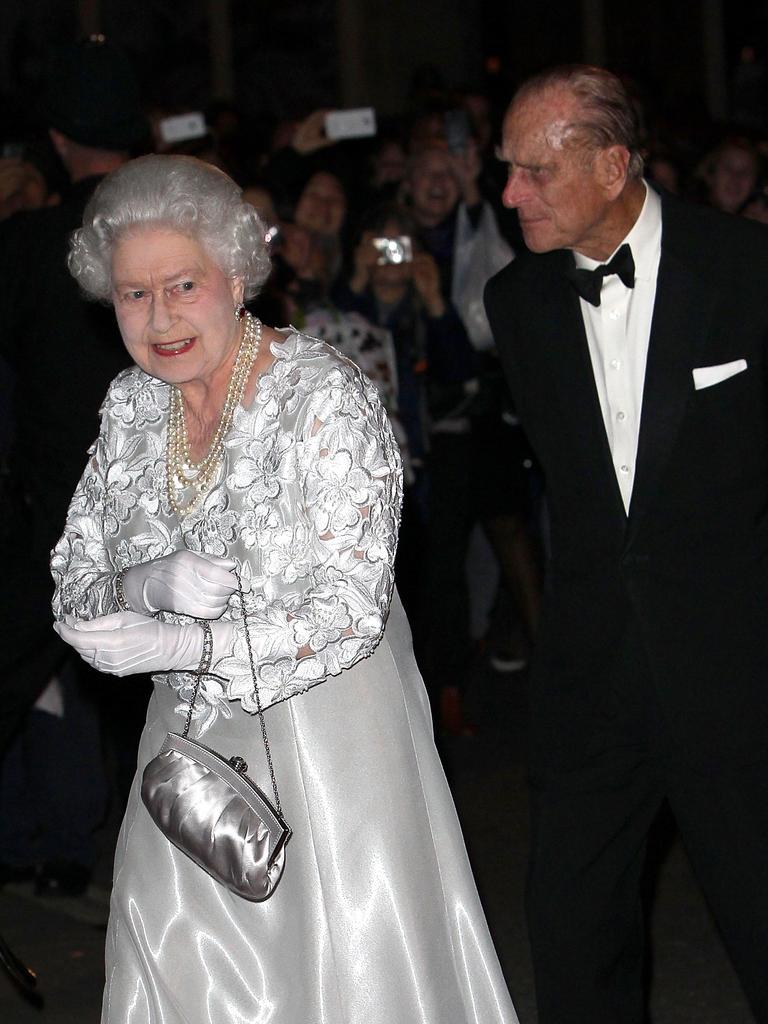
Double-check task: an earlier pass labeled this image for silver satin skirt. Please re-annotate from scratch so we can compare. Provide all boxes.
[102,595,519,1023]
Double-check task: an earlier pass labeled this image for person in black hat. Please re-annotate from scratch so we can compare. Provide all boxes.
[0,36,148,898]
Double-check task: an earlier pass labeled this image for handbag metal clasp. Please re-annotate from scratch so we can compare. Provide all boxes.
[228,755,248,774]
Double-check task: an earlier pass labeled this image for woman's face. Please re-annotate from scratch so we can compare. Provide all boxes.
[111,227,242,387]
[294,172,346,236]
[709,146,758,214]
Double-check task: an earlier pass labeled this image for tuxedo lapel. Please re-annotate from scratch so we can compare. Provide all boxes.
[627,204,716,536]
[540,261,628,523]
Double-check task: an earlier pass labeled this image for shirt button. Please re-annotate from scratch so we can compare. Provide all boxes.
[609,309,621,320]
[619,464,630,474]
[617,411,626,422]
[610,359,621,370]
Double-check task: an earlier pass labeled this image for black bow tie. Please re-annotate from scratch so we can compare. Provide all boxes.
[565,243,635,307]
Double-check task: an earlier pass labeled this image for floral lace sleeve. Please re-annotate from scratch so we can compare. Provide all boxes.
[51,368,174,621]
[215,358,403,713]
[50,421,123,620]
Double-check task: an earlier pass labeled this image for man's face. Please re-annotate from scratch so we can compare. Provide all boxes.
[407,149,461,227]
[500,88,614,255]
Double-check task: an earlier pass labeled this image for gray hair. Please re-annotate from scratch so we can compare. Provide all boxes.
[514,64,644,179]
[68,154,271,301]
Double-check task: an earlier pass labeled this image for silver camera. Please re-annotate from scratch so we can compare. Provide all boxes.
[372,236,413,265]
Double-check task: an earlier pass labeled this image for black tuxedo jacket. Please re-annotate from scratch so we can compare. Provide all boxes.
[485,192,768,776]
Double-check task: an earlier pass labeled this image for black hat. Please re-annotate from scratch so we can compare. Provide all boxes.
[44,36,148,151]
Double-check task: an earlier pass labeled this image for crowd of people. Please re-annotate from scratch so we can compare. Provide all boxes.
[0,30,767,1024]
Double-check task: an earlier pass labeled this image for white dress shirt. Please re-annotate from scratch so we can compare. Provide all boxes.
[574,182,662,512]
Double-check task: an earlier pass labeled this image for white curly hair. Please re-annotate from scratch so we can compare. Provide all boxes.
[68,154,271,302]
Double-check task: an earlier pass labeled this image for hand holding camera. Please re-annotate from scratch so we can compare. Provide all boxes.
[349,231,382,293]
[291,109,336,155]
[412,252,445,317]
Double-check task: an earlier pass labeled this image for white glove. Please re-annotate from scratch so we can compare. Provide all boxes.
[121,551,239,619]
[54,611,236,677]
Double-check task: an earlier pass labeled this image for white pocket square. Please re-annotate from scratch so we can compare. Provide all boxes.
[692,359,748,390]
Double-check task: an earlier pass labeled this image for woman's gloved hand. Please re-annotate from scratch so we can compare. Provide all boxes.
[54,612,236,677]
[120,551,239,619]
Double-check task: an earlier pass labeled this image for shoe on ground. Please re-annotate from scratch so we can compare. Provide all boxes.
[489,651,527,673]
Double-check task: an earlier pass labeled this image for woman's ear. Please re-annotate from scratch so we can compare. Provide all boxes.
[231,275,245,306]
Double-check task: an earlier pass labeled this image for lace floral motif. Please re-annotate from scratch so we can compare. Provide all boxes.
[52,332,403,735]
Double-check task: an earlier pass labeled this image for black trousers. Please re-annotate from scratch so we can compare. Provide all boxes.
[526,644,768,1024]
[0,556,66,756]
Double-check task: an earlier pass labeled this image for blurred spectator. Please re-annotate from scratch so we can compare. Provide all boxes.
[0,36,148,895]
[400,144,540,726]
[699,136,762,214]
[646,150,681,195]
[294,170,348,279]
[336,203,475,676]
[295,169,348,235]
[368,131,408,203]
[0,157,51,221]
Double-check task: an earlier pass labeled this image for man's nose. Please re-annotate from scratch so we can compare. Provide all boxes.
[150,292,174,333]
[502,170,526,209]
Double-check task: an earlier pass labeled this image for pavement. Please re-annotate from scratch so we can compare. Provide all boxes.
[0,663,757,1023]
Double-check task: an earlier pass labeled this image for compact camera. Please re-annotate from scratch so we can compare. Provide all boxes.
[372,235,413,265]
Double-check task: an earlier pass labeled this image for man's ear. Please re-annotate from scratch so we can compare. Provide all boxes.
[596,145,631,198]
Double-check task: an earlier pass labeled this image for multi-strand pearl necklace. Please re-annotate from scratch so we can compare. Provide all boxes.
[166,312,262,516]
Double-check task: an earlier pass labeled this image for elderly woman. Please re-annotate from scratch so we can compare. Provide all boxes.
[51,155,518,1024]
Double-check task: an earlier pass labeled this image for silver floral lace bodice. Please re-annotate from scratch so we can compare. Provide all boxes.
[51,331,403,733]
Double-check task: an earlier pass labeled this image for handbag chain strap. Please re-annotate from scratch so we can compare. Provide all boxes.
[181,570,284,818]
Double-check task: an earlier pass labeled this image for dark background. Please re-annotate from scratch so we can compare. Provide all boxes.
[0,0,765,131]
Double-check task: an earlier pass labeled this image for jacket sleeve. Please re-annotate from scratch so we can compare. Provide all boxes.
[213,359,404,713]
[50,407,123,621]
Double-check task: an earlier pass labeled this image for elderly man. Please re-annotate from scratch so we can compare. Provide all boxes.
[485,64,768,1024]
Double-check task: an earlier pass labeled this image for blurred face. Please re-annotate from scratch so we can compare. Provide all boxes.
[111,227,242,387]
[648,157,679,195]
[372,140,407,187]
[709,146,758,214]
[294,172,346,236]
[407,150,461,227]
[500,88,619,255]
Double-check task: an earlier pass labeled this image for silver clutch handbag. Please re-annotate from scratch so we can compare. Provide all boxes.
[140,574,292,902]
